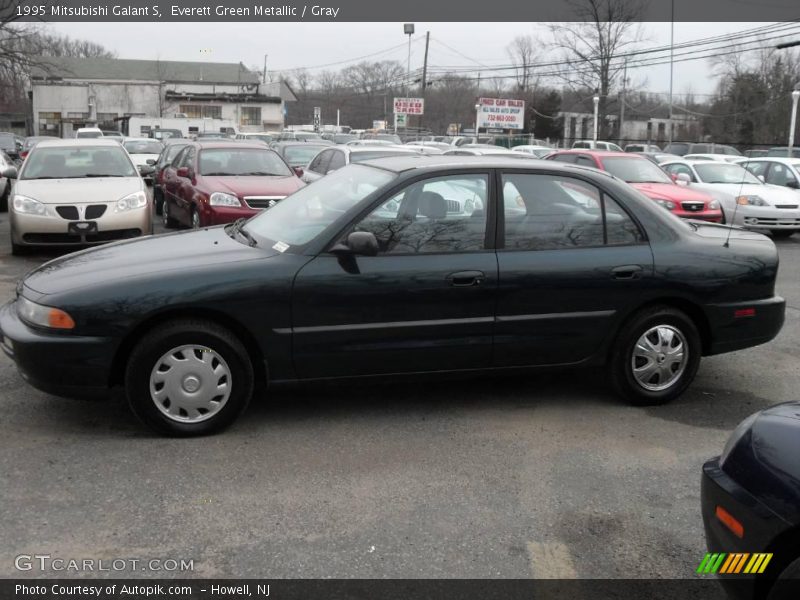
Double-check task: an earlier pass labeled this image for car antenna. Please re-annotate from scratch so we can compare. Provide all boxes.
[723,161,749,248]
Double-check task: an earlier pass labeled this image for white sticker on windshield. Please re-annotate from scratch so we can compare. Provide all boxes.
[272,241,290,253]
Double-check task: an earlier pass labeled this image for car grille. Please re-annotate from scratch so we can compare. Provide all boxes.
[22,229,141,244]
[446,199,462,213]
[774,204,799,209]
[85,205,107,219]
[743,217,800,227]
[243,196,285,209]
[681,202,705,212]
[55,206,79,220]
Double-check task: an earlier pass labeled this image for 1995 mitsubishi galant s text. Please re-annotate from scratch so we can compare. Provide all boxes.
[0,157,786,436]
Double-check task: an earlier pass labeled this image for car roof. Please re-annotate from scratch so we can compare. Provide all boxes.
[553,149,632,158]
[348,145,418,153]
[191,140,268,150]
[740,156,799,164]
[123,137,161,143]
[33,138,124,148]
[358,154,617,178]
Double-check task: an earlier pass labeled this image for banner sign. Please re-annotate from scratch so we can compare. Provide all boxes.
[477,97,525,130]
[393,98,425,115]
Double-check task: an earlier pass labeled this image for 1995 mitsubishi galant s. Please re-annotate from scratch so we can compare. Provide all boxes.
[0,157,786,436]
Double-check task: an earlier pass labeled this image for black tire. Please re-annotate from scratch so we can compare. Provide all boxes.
[162,198,178,228]
[191,207,200,229]
[0,181,9,212]
[609,305,702,406]
[153,187,163,216]
[771,230,795,239]
[766,556,800,600]
[11,241,29,256]
[124,319,254,436]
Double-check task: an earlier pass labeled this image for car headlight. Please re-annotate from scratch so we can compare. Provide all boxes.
[115,191,147,212]
[736,195,767,206]
[209,192,242,207]
[654,199,676,210]
[720,411,760,466]
[708,200,720,210]
[16,296,75,330]
[12,194,48,216]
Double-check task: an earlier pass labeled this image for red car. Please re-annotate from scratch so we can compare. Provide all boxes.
[547,150,723,222]
[161,141,304,229]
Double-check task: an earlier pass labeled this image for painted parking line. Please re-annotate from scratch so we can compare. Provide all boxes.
[527,541,578,578]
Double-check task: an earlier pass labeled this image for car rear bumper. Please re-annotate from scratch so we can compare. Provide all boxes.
[702,459,790,600]
[704,296,785,355]
[0,300,114,398]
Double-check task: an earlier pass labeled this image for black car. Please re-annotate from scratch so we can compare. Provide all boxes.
[152,138,192,214]
[702,403,800,600]
[0,157,785,436]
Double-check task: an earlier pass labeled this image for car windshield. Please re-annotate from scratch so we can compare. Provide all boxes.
[198,148,291,176]
[124,140,163,154]
[602,157,672,183]
[283,145,329,166]
[296,132,321,140]
[334,134,358,143]
[246,134,273,143]
[163,143,189,163]
[350,150,414,163]
[694,163,760,184]
[376,134,402,144]
[22,146,137,179]
[244,164,395,247]
[76,131,103,139]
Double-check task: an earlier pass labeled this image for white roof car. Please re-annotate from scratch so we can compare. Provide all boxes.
[301,145,423,184]
[660,159,800,237]
[572,140,623,151]
[683,153,744,163]
[443,147,535,158]
[122,137,165,180]
[511,145,553,158]
[739,157,800,193]
[75,127,104,139]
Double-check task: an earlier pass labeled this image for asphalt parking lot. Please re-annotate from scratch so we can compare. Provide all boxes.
[0,200,798,580]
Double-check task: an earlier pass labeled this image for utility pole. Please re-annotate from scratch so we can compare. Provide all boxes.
[619,58,627,146]
[420,31,430,131]
[668,0,675,144]
[263,54,268,84]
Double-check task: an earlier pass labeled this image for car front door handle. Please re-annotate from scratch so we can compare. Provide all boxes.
[611,265,643,280]
[447,270,485,287]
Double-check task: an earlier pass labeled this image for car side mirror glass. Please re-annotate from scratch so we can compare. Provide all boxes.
[292,166,304,177]
[139,165,155,176]
[1,166,17,179]
[146,158,157,165]
[176,166,190,178]
[675,172,691,184]
[331,231,379,256]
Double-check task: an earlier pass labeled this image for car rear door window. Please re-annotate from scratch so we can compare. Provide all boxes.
[501,174,643,250]
[308,150,332,174]
[765,163,796,186]
[327,150,345,173]
[575,155,596,168]
[350,174,489,254]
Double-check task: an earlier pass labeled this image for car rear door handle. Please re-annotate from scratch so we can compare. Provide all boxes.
[611,265,643,280]
[447,270,485,287]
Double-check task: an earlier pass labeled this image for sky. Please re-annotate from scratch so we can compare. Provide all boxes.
[45,21,797,98]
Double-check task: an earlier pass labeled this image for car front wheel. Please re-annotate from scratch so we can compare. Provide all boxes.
[162,198,178,228]
[609,306,701,406]
[125,319,254,436]
[771,230,795,239]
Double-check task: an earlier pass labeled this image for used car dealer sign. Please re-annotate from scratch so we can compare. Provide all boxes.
[478,97,525,130]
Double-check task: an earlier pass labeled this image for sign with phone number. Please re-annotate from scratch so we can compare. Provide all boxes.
[477,97,525,130]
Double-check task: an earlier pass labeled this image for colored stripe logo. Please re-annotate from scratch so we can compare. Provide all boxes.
[697,553,772,574]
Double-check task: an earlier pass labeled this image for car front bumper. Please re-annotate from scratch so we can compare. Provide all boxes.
[704,295,785,355]
[702,459,791,600]
[730,205,800,230]
[203,205,262,226]
[10,204,152,247]
[673,208,724,222]
[0,300,115,398]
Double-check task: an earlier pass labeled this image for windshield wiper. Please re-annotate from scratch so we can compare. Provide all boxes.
[239,171,283,176]
[203,172,236,176]
[228,218,258,247]
[84,173,125,177]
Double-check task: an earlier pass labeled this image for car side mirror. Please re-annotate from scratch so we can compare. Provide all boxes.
[176,166,191,178]
[292,166,304,177]
[1,166,17,179]
[139,165,155,176]
[675,173,691,185]
[331,231,379,257]
[146,158,157,165]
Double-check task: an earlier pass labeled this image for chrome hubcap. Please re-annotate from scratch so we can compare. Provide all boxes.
[149,345,231,423]
[192,211,200,229]
[631,325,687,391]
[162,201,169,225]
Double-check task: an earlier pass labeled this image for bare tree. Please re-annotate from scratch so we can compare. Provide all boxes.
[548,0,643,138]
[506,35,538,92]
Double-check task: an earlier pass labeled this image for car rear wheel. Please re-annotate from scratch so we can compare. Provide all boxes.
[162,199,178,228]
[609,306,701,406]
[125,319,254,436]
[771,230,795,239]
[766,556,800,600]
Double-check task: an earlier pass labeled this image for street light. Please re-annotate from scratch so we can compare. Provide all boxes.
[404,24,414,97]
[592,95,600,143]
[788,84,800,158]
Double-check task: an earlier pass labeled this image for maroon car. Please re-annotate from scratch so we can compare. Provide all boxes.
[161,141,304,229]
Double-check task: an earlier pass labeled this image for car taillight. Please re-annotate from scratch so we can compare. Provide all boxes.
[20,151,28,159]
